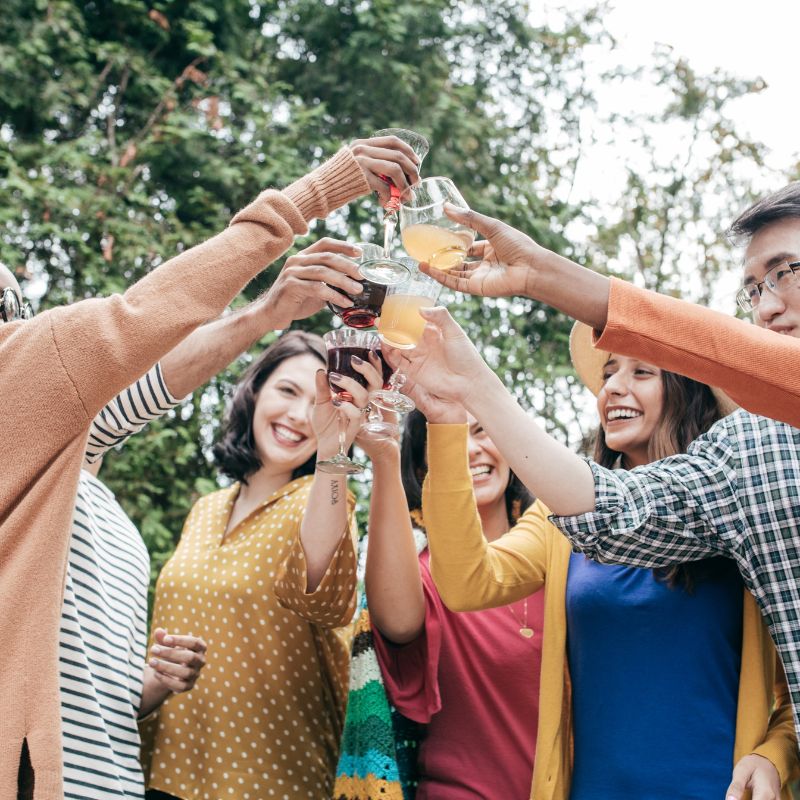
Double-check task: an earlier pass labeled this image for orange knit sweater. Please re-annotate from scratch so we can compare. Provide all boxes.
[0,148,370,800]
[598,277,800,426]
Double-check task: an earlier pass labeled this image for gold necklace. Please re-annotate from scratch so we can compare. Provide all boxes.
[508,598,534,638]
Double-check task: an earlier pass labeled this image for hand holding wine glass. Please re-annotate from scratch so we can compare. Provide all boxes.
[265,238,365,329]
[417,205,547,298]
[381,306,493,410]
[349,135,423,207]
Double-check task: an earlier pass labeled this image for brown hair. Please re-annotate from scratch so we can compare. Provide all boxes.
[593,369,725,591]
[213,331,326,484]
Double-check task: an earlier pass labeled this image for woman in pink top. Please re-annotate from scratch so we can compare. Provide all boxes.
[355,366,543,799]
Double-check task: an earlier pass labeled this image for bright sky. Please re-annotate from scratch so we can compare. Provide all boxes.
[602,0,798,170]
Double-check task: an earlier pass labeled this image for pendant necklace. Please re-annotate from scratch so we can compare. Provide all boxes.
[508,598,534,638]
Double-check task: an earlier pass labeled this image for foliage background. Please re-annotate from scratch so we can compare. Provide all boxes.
[1,0,797,602]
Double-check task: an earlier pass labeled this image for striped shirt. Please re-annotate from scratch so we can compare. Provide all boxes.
[550,408,800,744]
[61,364,178,799]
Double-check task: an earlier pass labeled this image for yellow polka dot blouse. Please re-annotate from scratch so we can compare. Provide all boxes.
[140,476,358,800]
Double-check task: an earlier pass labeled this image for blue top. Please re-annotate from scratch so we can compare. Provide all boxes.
[566,552,743,800]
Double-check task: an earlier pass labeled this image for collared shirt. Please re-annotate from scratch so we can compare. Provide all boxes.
[61,364,178,799]
[550,408,800,742]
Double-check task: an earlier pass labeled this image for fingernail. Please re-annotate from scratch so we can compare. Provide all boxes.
[149,658,159,668]
[351,356,363,365]
[151,645,162,655]
[329,372,342,382]
[163,635,173,645]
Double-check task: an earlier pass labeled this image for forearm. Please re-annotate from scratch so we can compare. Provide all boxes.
[526,248,610,331]
[160,301,277,399]
[465,368,597,515]
[299,470,351,592]
[598,278,800,426]
[138,666,171,720]
[365,449,425,644]
[52,148,369,419]
[424,424,547,610]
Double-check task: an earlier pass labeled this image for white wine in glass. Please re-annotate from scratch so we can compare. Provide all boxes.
[399,177,476,271]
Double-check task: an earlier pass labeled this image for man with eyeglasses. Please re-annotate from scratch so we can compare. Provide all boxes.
[0,136,421,800]
[411,183,800,772]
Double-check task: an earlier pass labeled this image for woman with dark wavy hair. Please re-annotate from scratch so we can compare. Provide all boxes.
[142,329,380,800]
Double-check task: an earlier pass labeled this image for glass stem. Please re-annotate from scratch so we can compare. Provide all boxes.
[383,211,397,257]
[337,410,348,458]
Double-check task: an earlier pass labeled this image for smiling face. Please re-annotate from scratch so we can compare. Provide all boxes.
[742,217,800,338]
[251,353,322,476]
[597,355,665,468]
[466,414,511,512]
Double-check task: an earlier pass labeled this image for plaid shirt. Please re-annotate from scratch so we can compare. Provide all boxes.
[551,408,800,741]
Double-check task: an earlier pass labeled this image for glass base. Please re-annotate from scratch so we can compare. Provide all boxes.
[370,388,415,414]
[316,454,364,475]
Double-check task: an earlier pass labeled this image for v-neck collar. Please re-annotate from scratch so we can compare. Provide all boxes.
[216,475,313,546]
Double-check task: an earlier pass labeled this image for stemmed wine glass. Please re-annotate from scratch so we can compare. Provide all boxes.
[372,128,430,256]
[316,329,383,474]
[372,259,443,415]
[327,242,410,329]
[399,176,476,271]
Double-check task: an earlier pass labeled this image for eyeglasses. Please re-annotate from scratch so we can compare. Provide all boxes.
[1,287,34,323]
[736,260,800,313]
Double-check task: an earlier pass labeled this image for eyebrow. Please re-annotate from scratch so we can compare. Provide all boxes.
[744,252,800,284]
[275,379,303,391]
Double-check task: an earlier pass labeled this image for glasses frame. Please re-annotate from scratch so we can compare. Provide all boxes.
[1,287,34,323]
[737,260,800,313]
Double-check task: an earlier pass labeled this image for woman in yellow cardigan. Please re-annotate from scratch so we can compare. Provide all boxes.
[414,322,798,800]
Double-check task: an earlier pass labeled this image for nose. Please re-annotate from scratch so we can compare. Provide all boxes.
[467,434,483,460]
[755,285,786,325]
[287,395,313,426]
[603,369,630,396]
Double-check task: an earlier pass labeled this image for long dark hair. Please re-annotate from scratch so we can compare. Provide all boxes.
[593,369,727,591]
[213,331,326,484]
[400,409,534,527]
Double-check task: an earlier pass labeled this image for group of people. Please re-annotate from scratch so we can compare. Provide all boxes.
[3,131,800,800]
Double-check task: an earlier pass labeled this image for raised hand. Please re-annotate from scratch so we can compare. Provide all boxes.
[419,205,544,298]
[382,306,494,410]
[261,238,365,330]
[349,135,422,206]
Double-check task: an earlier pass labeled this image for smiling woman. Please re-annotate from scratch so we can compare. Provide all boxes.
[140,331,368,800]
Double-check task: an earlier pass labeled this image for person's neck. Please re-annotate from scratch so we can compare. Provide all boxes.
[479,500,510,542]
[620,449,648,469]
[237,465,294,507]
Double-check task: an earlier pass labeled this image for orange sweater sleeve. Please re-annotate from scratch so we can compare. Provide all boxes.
[50,147,370,423]
[597,278,800,426]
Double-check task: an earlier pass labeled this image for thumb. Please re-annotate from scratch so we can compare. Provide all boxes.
[444,203,498,237]
[725,762,749,800]
[314,368,332,403]
[418,306,464,338]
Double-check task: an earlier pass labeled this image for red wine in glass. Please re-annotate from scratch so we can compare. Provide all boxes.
[328,279,388,329]
[328,345,393,401]
[328,257,410,329]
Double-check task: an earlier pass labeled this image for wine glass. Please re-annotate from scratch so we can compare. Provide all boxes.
[316,329,382,474]
[399,176,476,271]
[327,242,411,328]
[373,260,443,414]
[372,128,430,256]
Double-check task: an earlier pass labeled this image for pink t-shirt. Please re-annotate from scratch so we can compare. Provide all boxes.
[373,550,544,799]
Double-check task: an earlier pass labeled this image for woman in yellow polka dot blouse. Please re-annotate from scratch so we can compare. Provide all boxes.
[141,330,373,800]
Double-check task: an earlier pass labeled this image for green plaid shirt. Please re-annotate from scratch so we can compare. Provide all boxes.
[551,408,800,740]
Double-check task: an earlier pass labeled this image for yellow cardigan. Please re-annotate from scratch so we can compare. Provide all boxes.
[423,424,798,800]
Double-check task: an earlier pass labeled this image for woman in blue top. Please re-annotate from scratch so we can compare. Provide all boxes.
[401,315,798,799]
